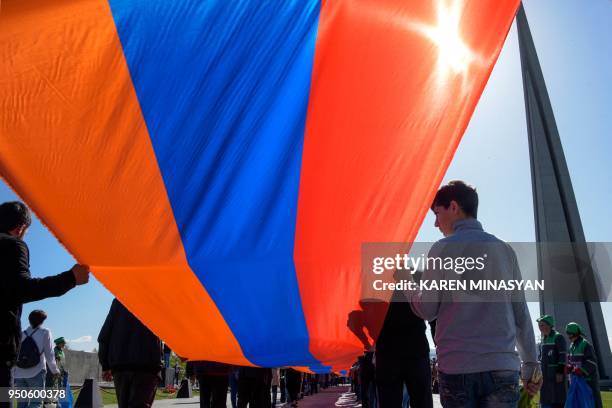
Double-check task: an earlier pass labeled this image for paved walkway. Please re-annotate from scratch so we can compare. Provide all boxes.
[105,386,443,407]
[297,386,359,407]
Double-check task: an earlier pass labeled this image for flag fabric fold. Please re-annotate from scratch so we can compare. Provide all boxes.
[0,0,519,370]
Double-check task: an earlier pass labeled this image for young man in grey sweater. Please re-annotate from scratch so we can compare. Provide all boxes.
[408,181,541,407]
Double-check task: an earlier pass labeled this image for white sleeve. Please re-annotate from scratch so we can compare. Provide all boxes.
[44,331,60,375]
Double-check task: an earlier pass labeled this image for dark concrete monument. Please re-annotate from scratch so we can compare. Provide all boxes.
[517,2,612,383]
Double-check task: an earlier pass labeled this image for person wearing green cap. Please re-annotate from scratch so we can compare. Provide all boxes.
[53,337,67,378]
[45,337,68,399]
[565,322,602,408]
[537,315,567,408]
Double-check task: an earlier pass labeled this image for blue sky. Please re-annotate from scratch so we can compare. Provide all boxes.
[1,0,611,352]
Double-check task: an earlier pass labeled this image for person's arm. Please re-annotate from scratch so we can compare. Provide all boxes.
[97,300,118,372]
[346,311,372,350]
[508,248,539,391]
[579,342,598,378]
[4,239,76,304]
[512,301,538,367]
[555,334,567,375]
[44,331,60,375]
[408,243,444,321]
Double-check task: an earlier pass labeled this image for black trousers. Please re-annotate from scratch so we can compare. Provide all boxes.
[279,378,286,402]
[271,385,278,407]
[113,370,159,408]
[286,374,301,403]
[376,355,433,408]
[198,374,229,408]
[237,376,268,408]
[360,368,375,408]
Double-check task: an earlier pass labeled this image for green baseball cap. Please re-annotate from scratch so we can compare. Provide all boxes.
[565,322,583,336]
[537,315,555,327]
[54,337,66,345]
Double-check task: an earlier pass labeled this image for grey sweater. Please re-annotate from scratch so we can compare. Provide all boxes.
[409,219,538,376]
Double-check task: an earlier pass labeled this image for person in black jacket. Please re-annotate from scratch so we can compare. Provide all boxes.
[98,299,163,408]
[375,289,435,408]
[0,201,90,407]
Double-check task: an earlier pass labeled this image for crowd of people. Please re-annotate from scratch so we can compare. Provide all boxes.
[97,295,345,408]
[0,180,606,408]
[537,316,603,408]
[0,201,90,408]
[182,363,339,408]
[345,181,603,407]
[8,309,69,408]
[348,315,602,408]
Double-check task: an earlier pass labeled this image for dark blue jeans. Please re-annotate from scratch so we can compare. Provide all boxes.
[438,370,519,408]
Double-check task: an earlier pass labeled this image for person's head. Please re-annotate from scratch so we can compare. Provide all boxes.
[28,309,47,328]
[537,315,554,337]
[0,201,32,239]
[431,181,478,237]
[565,322,583,342]
[54,337,66,349]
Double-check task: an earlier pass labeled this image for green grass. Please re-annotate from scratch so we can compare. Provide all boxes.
[603,390,612,407]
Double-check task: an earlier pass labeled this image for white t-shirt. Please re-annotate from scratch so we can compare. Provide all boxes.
[12,326,60,379]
